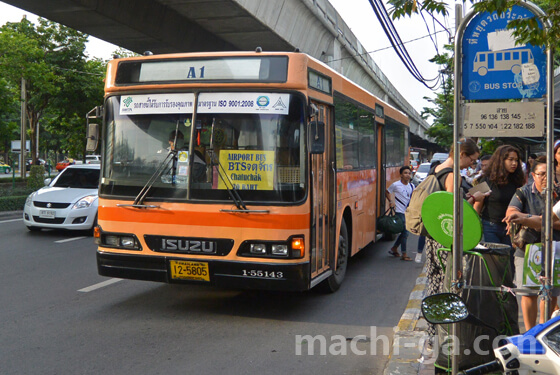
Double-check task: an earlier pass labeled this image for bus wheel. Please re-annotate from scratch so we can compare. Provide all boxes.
[477,67,487,76]
[319,220,349,293]
[511,64,521,75]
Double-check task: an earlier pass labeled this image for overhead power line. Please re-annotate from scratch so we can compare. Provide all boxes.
[367,0,446,90]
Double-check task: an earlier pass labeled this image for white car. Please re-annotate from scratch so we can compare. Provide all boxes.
[85,155,101,164]
[23,164,100,232]
[412,162,432,186]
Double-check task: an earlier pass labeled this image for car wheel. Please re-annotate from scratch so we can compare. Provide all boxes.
[87,214,98,236]
[26,226,41,232]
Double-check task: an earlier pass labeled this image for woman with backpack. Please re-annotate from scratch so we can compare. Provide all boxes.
[424,138,490,341]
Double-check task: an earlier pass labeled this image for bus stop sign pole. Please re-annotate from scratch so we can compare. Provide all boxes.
[454,2,553,375]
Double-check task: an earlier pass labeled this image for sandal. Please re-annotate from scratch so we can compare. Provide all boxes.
[388,248,400,257]
[401,255,412,261]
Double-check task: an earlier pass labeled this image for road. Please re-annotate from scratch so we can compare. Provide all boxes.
[0,213,424,375]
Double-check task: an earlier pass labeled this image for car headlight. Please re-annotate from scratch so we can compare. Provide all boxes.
[25,193,34,206]
[72,195,97,209]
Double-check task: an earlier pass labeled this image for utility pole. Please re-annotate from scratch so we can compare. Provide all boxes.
[20,77,26,179]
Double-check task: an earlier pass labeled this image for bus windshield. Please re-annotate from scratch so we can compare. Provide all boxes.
[100,93,307,204]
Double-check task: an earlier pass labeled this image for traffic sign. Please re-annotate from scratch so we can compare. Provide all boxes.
[462,101,544,137]
[462,5,546,100]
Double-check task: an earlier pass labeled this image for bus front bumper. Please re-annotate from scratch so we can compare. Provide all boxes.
[97,251,311,291]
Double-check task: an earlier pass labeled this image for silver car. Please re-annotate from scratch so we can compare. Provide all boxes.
[412,162,432,186]
[23,164,100,231]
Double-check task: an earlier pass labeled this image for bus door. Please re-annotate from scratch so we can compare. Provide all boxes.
[310,103,335,281]
[377,121,386,226]
[488,52,495,70]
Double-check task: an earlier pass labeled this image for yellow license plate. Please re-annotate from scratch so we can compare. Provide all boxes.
[170,260,210,282]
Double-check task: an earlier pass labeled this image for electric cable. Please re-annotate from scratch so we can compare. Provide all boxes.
[367,0,445,90]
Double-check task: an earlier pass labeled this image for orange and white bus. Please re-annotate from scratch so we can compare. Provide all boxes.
[88,51,409,292]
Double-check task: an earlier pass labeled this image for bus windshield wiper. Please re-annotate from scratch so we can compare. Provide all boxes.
[209,118,247,211]
[133,121,182,207]
[214,156,247,210]
[132,149,176,207]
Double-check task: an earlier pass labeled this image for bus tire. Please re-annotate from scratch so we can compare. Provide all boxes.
[477,67,487,76]
[511,64,521,75]
[319,220,349,293]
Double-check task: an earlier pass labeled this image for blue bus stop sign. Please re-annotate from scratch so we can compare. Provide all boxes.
[462,5,546,100]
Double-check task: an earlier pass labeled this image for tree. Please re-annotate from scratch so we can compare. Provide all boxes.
[0,17,105,165]
[388,0,556,149]
[421,44,454,147]
[388,0,559,49]
[0,77,19,163]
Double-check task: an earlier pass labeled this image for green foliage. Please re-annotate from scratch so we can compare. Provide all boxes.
[387,0,560,50]
[27,165,46,190]
[479,139,499,156]
[0,195,27,212]
[420,44,454,147]
[0,17,106,164]
[0,178,33,212]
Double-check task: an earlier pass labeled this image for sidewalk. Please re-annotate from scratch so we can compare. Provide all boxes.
[385,266,526,375]
[384,265,434,375]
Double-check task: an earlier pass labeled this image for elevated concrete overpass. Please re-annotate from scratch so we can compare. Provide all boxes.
[5,0,432,143]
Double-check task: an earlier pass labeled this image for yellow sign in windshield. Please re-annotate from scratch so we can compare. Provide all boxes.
[218,150,275,191]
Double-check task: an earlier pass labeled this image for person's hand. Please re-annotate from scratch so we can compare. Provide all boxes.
[503,211,524,225]
[466,190,491,203]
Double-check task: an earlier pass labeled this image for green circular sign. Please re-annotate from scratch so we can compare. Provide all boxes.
[421,191,482,250]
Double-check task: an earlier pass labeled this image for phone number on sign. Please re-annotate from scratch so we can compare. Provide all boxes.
[463,123,536,130]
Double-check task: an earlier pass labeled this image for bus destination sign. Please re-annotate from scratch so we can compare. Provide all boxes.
[462,102,544,137]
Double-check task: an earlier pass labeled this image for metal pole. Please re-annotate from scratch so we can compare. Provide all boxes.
[20,77,26,179]
[543,16,554,323]
[452,5,463,375]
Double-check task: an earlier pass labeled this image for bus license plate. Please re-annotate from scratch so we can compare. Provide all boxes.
[170,260,210,282]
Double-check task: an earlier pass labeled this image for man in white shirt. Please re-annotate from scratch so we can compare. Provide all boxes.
[386,166,414,261]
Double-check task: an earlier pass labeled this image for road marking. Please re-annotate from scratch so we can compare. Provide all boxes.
[0,218,23,224]
[78,278,123,293]
[55,236,87,243]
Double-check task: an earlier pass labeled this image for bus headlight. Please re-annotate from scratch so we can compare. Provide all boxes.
[239,236,304,259]
[99,231,142,251]
[250,243,267,254]
[271,244,288,256]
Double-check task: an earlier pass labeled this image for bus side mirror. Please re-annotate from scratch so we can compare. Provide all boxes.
[308,121,325,154]
[86,123,99,152]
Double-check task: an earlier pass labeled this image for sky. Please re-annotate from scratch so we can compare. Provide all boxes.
[330,0,467,115]
[0,0,472,115]
[0,2,118,61]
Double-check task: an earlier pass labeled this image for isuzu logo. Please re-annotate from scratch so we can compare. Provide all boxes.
[144,235,233,256]
[161,239,216,253]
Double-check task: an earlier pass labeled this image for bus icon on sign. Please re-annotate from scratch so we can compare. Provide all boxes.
[473,48,534,76]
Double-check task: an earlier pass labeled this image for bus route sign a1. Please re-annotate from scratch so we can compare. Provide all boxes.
[462,101,544,138]
[462,5,546,100]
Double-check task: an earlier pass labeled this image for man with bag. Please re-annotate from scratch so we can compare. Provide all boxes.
[504,156,560,330]
[386,166,414,261]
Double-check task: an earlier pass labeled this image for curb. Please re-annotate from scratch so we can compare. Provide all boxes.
[384,265,432,375]
[0,210,23,220]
